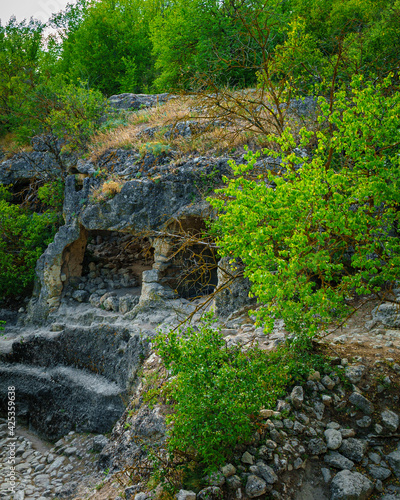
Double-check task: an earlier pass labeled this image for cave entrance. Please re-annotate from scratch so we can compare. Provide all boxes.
[156,217,219,299]
[64,230,154,313]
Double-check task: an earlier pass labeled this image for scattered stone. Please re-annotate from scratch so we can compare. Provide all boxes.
[72,290,90,303]
[221,464,236,477]
[325,429,343,450]
[322,394,333,406]
[321,468,331,483]
[256,463,278,484]
[368,465,392,480]
[340,429,356,438]
[293,458,303,469]
[177,490,196,500]
[308,438,328,455]
[339,439,367,462]
[381,410,399,432]
[321,375,335,389]
[308,371,321,381]
[324,452,354,470]
[356,416,372,428]
[241,451,254,465]
[348,392,374,415]
[345,365,365,384]
[134,494,148,500]
[330,470,373,500]
[290,386,304,409]
[387,450,400,478]
[245,475,268,498]
[226,475,242,490]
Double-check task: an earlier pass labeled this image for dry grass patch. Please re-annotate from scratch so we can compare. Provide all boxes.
[89,96,194,159]
[89,90,320,162]
[89,176,125,203]
[0,133,33,156]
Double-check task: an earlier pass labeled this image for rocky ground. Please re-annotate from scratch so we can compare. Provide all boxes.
[0,422,107,499]
[2,298,399,500]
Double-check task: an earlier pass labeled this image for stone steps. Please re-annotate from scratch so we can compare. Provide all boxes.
[0,363,125,440]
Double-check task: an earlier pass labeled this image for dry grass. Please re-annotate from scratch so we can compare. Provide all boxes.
[0,133,33,157]
[89,96,194,159]
[88,93,283,161]
[89,90,319,163]
[89,177,125,203]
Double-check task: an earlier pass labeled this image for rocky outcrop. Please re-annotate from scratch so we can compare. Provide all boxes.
[28,156,231,324]
[108,93,170,111]
[0,319,151,440]
[0,151,62,185]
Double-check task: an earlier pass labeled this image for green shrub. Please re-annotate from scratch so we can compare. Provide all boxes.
[210,74,400,339]
[37,180,65,210]
[154,315,328,470]
[0,192,58,298]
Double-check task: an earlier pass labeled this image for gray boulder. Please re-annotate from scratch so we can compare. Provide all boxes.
[339,439,367,462]
[325,429,342,450]
[344,365,365,384]
[330,470,373,500]
[245,475,268,498]
[290,386,304,409]
[177,491,196,500]
[381,410,399,432]
[324,452,354,470]
[308,438,328,455]
[348,393,374,415]
[387,450,400,478]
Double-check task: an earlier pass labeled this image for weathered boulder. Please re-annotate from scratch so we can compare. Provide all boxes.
[372,302,400,328]
[108,93,170,111]
[339,438,367,462]
[245,475,268,498]
[330,470,373,500]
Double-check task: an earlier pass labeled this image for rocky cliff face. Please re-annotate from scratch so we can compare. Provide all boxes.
[0,94,250,448]
[1,94,400,500]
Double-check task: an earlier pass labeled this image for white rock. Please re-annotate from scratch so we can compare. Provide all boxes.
[325,429,343,450]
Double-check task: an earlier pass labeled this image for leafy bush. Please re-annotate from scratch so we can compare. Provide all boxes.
[0,192,58,298]
[43,81,107,153]
[154,315,328,470]
[37,180,65,210]
[210,75,400,339]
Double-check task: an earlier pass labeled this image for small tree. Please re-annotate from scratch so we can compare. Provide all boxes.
[210,75,400,339]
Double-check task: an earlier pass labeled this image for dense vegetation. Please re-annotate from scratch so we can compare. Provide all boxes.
[1,0,400,476]
[1,0,400,142]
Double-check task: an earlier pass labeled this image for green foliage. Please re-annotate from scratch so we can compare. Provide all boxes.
[0,17,44,136]
[0,189,58,298]
[141,142,171,157]
[150,0,290,91]
[54,0,157,95]
[210,75,400,338]
[37,180,65,210]
[45,80,107,153]
[154,315,327,470]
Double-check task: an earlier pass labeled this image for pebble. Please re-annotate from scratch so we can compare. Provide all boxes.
[325,429,342,450]
[0,418,105,500]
